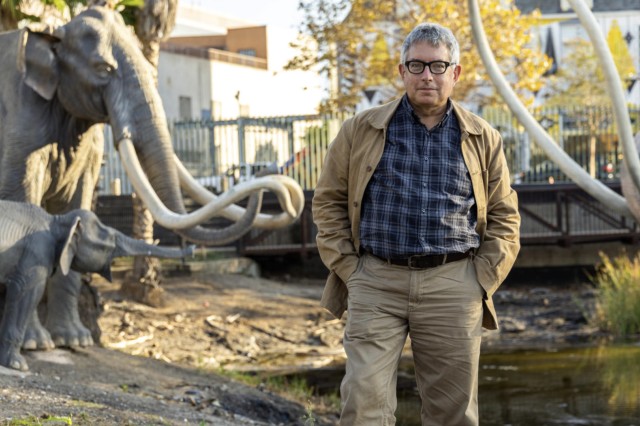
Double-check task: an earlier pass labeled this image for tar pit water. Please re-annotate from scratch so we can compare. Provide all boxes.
[297,344,640,425]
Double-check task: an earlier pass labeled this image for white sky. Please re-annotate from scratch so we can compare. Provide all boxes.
[180,0,304,31]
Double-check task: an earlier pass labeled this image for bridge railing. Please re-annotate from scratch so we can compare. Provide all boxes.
[96,182,640,255]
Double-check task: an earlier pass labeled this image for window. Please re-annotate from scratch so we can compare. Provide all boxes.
[179,96,192,120]
[238,49,256,57]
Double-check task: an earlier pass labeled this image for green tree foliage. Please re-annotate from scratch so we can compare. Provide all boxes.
[546,20,636,107]
[607,19,636,89]
[545,38,608,107]
[288,0,550,113]
[0,0,77,29]
[0,0,142,31]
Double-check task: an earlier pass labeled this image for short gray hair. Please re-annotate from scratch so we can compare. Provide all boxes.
[400,23,460,65]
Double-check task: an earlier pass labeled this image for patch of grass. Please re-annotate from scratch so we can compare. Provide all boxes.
[302,400,317,425]
[590,251,640,336]
[217,369,340,419]
[4,415,72,425]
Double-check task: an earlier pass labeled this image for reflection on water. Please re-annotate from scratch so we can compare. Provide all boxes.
[395,344,640,426]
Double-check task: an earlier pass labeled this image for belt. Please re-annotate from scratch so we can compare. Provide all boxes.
[364,249,472,270]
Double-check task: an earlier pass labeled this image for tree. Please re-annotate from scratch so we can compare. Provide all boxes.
[607,19,636,91]
[0,0,77,30]
[288,0,550,113]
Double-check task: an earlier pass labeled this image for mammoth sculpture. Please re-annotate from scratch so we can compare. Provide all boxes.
[0,200,193,371]
[0,6,303,351]
[467,0,640,220]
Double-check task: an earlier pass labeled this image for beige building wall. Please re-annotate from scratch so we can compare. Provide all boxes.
[157,18,324,121]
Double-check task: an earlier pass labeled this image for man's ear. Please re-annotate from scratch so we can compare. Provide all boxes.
[60,216,81,276]
[18,29,60,100]
[452,64,462,84]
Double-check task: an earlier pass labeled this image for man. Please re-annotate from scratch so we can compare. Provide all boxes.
[312,23,520,425]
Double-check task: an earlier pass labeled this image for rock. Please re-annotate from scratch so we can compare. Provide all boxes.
[500,317,527,333]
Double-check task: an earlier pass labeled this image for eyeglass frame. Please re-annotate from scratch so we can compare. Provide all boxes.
[403,60,456,75]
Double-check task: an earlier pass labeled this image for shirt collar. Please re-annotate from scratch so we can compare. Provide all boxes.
[403,95,453,129]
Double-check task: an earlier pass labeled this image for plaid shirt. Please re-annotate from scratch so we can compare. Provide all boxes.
[360,96,480,259]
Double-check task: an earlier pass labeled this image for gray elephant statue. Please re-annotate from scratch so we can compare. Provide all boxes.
[0,200,193,371]
[0,6,271,351]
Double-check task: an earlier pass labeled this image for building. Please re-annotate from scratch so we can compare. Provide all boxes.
[156,5,326,120]
[515,0,640,104]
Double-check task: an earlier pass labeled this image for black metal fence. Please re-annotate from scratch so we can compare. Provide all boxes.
[482,105,640,184]
[99,105,640,196]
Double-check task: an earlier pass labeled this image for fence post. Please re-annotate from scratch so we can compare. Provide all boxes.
[238,117,246,165]
[287,118,295,164]
[208,120,217,175]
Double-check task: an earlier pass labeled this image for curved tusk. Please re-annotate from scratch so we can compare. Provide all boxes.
[175,154,305,230]
[117,139,300,230]
[566,0,640,194]
[467,0,632,217]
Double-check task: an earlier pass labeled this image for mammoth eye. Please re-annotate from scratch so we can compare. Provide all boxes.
[94,62,114,79]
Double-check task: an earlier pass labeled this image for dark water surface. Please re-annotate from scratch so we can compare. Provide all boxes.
[394,344,640,425]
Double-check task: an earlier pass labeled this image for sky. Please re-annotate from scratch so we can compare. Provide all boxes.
[180,0,305,31]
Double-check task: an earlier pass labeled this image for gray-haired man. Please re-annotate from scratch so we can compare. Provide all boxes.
[313,23,520,425]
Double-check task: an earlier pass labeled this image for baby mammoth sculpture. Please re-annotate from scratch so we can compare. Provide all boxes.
[0,200,193,371]
[0,6,304,351]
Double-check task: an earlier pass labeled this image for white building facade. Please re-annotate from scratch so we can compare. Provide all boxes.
[156,5,325,121]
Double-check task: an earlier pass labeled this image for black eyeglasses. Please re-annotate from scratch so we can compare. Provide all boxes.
[404,60,455,75]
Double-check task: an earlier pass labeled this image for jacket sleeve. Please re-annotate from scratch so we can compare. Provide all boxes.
[312,118,360,285]
[474,128,521,298]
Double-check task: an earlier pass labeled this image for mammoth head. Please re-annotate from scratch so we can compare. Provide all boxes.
[19,6,143,122]
[16,6,303,247]
[58,210,192,282]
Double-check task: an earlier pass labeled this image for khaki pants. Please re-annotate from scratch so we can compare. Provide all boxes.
[340,253,484,426]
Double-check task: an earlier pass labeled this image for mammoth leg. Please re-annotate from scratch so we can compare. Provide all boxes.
[44,270,93,348]
[22,309,54,350]
[41,131,103,348]
[1,268,48,371]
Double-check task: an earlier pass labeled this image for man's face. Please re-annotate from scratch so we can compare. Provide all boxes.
[399,41,461,110]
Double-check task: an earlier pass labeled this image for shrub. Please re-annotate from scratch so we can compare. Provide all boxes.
[590,252,640,336]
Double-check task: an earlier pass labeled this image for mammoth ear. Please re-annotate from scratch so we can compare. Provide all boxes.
[18,29,60,101]
[59,216,82,276]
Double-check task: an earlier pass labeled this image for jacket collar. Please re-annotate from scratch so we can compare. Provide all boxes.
[365,96,484,136]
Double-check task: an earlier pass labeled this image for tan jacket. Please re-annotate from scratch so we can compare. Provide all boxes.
[312,98,520,330]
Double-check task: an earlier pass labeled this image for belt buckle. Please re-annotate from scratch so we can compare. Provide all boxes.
[407,255,423,270]
[408,254,448,269]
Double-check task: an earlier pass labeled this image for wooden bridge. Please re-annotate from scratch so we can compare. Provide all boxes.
[96,181,640,263]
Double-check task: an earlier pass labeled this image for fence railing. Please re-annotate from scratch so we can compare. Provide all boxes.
[98,105,639,196]
[95,182,640,255]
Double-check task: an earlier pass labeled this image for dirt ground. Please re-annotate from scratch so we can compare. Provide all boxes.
[0,257,605,425]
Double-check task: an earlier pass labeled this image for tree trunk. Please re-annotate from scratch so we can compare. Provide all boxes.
[120,193,166,306]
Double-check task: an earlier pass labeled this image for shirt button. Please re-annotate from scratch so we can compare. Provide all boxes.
[421,209,426,213]
[366,166,373,172]
[422,183,427,187]
[353,201,358,207]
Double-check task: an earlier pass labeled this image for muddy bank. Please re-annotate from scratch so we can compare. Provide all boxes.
[0,258,607,424]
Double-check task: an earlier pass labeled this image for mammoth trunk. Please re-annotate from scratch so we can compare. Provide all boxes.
[113,232,191,259]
